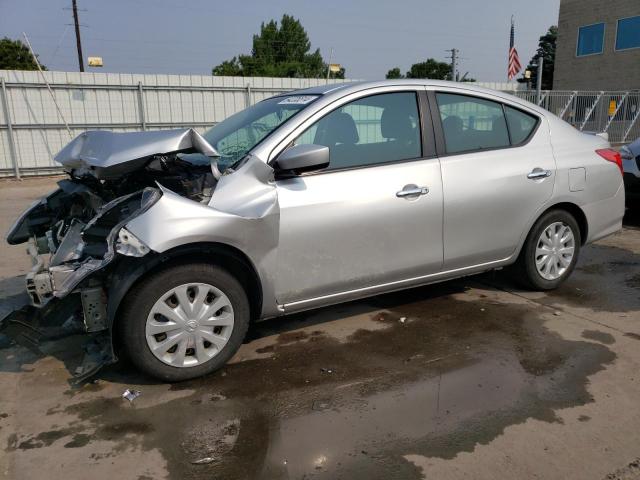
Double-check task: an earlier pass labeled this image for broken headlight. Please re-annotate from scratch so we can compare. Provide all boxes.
[115,227,150,257]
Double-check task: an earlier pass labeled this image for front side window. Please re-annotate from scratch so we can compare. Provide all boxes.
[616,16,640,51]
[293,92,422,170]
[577,23,605,56]
[436,93,510,154]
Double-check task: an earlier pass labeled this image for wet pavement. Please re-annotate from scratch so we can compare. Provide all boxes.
[1,177,640,479]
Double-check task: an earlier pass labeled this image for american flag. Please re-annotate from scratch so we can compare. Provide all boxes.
[508,17,522,80]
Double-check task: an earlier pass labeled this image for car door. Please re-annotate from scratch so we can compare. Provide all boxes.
[273,89,444,308]
[431,90,555,270]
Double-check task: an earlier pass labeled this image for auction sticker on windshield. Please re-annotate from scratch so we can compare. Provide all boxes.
[278,95,318,105]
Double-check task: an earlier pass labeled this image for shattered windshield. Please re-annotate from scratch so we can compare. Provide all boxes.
[201,94,318,172]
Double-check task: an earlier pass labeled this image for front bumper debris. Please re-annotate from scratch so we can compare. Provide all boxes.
[0,295,115,383]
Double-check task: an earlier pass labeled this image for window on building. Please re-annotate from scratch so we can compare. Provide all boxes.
[576,23,605,56]
[616,16,640,51]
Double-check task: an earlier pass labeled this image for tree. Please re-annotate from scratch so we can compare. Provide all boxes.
[518,26,557,90]
[0,37,45,70]
[406,59,451,80]
[212,15,344,78]
[385,59,452,80]
[386,67,403,79]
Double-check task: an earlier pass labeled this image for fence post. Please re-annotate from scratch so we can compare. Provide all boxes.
[137,82,147,131]
[603,92,628,134]
[0,78,20,180]
[245,83,252,108]
[623,99,640,143]
[559,91,577,119]
[579,91,604,131]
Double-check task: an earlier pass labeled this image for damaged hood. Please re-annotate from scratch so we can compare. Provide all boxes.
[55,128,219,179]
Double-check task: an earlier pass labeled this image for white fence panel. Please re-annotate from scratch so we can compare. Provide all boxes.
[1,70,638,178]
[0,70,351,177]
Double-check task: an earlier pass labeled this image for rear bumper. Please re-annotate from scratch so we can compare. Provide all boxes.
[583,182,626,244]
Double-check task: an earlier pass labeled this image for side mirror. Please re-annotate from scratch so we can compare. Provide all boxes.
[275,144,329,176]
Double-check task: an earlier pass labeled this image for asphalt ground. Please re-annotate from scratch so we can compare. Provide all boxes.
[1,176,639,480]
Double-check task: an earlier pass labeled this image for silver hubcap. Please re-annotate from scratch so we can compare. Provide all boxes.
[145,283,234,368]
[535,222,575,281]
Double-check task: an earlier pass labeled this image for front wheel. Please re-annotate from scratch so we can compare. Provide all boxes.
[118,263,250,381]
[514,210,581,290]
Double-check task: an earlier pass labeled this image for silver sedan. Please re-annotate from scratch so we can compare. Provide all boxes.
[4,80,625,381]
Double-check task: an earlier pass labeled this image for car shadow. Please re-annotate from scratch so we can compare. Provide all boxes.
[624,207,640,228]
[0,272,472,385]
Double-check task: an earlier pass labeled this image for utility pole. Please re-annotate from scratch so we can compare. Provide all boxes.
[72,0,84,72]
[535,54,544,105]
[446,49,459,81]
[326,47,334,81]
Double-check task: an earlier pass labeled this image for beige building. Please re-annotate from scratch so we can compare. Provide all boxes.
[554,0,640,90]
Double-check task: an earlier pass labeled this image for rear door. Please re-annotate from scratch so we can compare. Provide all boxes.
[431,90,555,270]
[274,88,444,307]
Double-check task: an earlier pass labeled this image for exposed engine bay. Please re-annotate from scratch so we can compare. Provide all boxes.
[2,128,222,381]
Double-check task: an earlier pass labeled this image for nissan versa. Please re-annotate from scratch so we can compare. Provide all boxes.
[2,81,625,381]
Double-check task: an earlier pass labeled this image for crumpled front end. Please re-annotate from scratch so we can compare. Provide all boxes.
[1,128,222,382]
[3,184,162,380]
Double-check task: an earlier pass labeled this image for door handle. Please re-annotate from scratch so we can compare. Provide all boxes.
[396,185,429,198]
[527,168,552,180]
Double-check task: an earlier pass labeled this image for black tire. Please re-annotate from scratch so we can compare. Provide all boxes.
[514,209,581,290]
[117,262,250,382]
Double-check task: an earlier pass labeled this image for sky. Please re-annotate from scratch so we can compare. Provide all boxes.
[0,0,560,82]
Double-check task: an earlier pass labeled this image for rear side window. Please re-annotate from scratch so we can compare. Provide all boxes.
[294,92,422,170]
[505,106,538,145]
[436,93,510,154]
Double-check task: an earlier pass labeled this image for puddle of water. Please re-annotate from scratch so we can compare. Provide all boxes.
[6,287,616,480]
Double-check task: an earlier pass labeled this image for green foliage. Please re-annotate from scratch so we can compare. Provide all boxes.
[212,15,344,78]
[0,37,45,71]
[518,26,557,90]
[385,67,403,79]
[406,59,451,80]
[386,59,452,80]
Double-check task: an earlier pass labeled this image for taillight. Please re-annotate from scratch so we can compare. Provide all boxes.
[595,148,623,175]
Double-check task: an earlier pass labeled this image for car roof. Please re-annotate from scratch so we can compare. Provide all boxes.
[283,80,547,116]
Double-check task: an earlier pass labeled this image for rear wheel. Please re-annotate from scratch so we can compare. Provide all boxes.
[118,263,250,381]
[514,210,581,290]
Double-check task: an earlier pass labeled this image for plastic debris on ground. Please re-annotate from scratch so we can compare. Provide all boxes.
[122,388,142,402]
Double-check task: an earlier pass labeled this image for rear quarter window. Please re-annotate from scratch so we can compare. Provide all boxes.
[504,106,539,145]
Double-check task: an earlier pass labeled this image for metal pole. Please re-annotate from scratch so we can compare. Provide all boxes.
[1,78,20,179]
[326,47,334,81]
[72,0,84,72]
[451,48,458,82]
[245,83,252,108]
[137,82,146,131]
[535,55,544,105]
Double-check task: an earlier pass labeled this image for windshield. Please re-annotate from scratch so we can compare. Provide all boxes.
[201,94,318,172]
